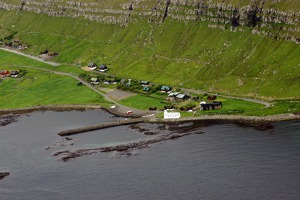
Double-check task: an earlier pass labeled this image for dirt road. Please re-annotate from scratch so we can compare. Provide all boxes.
[0,47,60,66]
[184,89,272,108]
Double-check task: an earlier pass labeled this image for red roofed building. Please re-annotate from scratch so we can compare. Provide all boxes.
[0,70,10,76]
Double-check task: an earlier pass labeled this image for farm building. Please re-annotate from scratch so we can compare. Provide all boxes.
[90,77,99,85]
[10,71,19,78]
[164,110,181,119]
[0,70,10,76]
[143,87,150,92]
[161,85,172,92]
[200,102,223,110]
[175,93,190,101]
[88,63,97,69]
[99,64,109,72]
[140,81,149,86]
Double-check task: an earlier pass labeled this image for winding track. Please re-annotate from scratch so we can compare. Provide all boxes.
[184,89,272,108]
[0,47,60,66]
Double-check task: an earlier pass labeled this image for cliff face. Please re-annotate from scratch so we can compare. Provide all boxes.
[0,0,299,43]
[0,1,299,99]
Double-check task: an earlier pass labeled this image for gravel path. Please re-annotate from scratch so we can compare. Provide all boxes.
[184,88,272,108]
[0,47,60,66]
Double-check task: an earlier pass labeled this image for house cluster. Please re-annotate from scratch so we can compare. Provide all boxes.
[160,85,191,102]
[141,80,150,92]
[90,76,117,85]
[167,91,190,101]
[0,70,19,78]
[88,63,109,72]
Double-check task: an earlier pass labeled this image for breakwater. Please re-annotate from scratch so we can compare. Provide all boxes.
[57,113,300,136]
[58,118,146,136]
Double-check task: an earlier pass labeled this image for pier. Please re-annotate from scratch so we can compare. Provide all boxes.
[58,118,146,136]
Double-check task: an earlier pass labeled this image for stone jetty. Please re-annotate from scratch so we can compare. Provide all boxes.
[58,118,146,136]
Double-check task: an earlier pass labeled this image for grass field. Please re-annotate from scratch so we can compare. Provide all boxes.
[0,68,107,109]
[119,94,168,110]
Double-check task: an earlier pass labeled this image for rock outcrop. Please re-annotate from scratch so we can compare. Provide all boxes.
[0,0,299,43]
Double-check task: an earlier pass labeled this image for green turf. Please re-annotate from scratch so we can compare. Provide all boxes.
[119,94,168,110]
[0,69,107,109]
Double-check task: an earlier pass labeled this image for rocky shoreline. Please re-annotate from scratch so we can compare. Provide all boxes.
[1,106,300,128]
[0,105,102,116]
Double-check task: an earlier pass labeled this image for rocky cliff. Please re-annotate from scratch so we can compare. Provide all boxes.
[0,0,299,43]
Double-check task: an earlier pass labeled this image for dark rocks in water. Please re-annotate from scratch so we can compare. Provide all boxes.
[0,172,10,180]
[65,137,73,141]
[144,131,157,135]
[53,131,197,162]
[129,124,150,133]
[234,120,274,131]
[0,114,19,126]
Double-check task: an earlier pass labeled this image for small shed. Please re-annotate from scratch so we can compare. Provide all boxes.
[168,92,180,97]
[161,85,171,92]
[88,63,97,69]
[176,94,190,100]
[0,70,10,76]
[143,87,150,92]
[10,71,19,78]
[200,102,222,110]
[91,77,99,85]
[99,64,108,72]
[140,81,149,85]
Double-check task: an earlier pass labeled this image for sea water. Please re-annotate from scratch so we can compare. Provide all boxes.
[0,110,300,200]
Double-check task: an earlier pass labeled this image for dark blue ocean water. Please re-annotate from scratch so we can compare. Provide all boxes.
[0,110,300,200]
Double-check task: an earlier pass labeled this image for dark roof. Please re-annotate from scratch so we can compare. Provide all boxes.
[140,81,149,85]
[10,71,19,75]
[88,63,97,67]
[99,64,107,69]
[176,94,187,99]
[161,86,171,91]
[143,87,150,92]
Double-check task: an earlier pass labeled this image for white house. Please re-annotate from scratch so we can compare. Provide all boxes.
[164,110,181,119]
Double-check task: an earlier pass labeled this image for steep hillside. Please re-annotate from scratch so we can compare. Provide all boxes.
[0,0,299,100]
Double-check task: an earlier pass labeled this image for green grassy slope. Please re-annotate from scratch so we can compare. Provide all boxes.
[0,0,299,100]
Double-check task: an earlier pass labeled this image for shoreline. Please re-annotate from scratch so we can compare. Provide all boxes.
[1,105,300,122]
[1,105,300,132]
